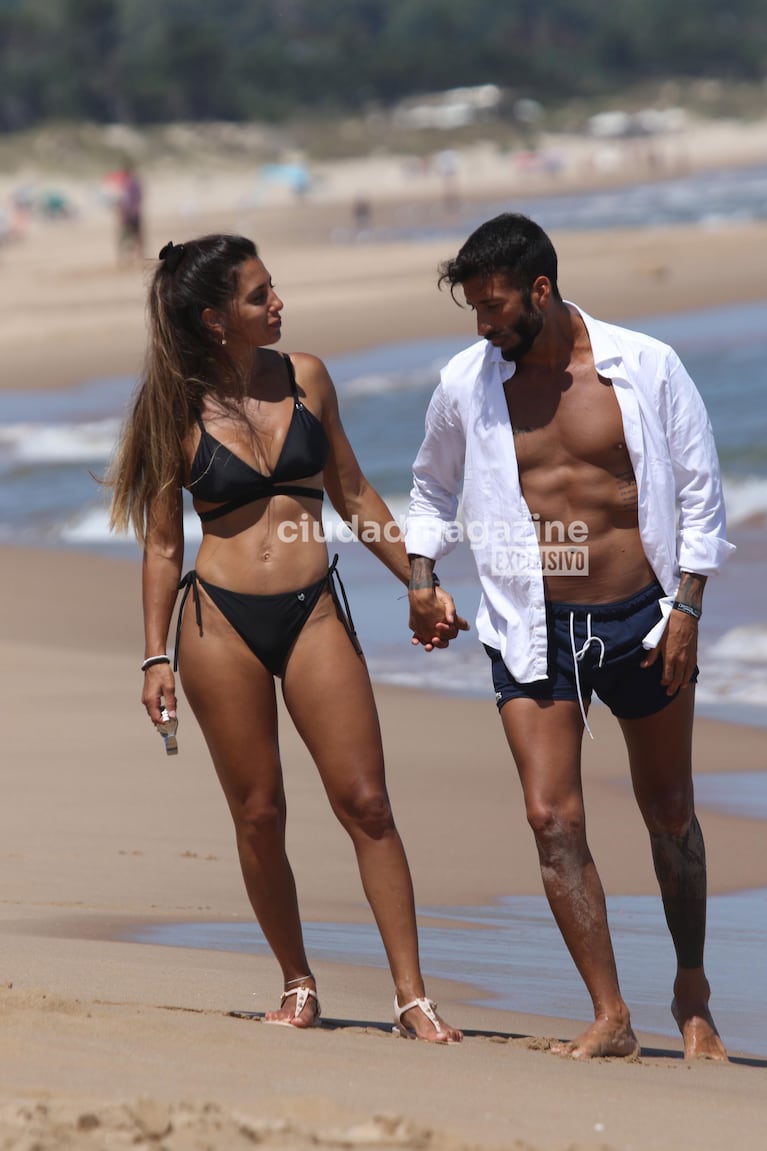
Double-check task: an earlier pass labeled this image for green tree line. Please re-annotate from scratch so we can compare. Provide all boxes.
[1,0,765,131]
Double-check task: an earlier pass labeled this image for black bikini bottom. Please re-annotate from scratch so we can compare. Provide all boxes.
[174,554,360,678]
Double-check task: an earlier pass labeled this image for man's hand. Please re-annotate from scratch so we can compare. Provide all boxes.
[641,610,698,695]
[642,573,705,694]
[407,553,469,651]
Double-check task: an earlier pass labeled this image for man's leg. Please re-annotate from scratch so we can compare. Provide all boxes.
[501,697,639,1059]
[619,688,727,1061]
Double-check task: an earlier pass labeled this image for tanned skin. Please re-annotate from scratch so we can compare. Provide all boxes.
[409,273,726,1061]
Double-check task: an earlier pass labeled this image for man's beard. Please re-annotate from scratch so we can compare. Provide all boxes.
[498,305,544,363]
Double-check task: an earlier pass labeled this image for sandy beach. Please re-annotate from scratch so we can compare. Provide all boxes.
[1,130,766,1148]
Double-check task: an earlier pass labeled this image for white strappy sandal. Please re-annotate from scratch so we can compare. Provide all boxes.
[393,995,444,1040]
[266,977,321,1028]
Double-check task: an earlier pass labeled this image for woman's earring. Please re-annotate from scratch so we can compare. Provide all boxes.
[221,336,227,346]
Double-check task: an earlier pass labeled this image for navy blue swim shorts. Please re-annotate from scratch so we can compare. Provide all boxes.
[485,581,698,720]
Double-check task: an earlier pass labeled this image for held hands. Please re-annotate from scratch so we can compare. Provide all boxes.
[641,609,698,695]
[409,585,470,652]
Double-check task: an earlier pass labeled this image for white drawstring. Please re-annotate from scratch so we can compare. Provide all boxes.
[569,612,606,740]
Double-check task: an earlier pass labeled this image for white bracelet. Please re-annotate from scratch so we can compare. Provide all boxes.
[141,654,170,672]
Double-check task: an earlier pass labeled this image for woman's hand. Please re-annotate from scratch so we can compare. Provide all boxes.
[141,663,177,725]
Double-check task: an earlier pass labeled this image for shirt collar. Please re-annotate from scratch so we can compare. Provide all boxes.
[566,300,625,373]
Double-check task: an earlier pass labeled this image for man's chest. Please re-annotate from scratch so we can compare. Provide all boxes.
[504,371,628,474]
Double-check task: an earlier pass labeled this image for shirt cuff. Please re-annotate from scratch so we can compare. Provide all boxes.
[404,518,456,562]
[678,533,736,577]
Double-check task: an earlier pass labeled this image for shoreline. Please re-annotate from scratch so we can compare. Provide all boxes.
[50,869,767,1059]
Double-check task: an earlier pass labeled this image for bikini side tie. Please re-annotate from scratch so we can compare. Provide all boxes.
[174,570,203,671]
[327,552,362,656]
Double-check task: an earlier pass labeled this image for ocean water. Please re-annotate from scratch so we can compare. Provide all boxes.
[114,774,767,1058]
[374,161,767,241]
[5,303,764,722]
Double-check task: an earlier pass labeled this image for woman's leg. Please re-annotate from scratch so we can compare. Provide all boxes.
[282,589,461,1042]
[178,586,317,1026]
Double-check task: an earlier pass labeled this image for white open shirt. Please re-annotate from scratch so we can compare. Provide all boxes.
[405,304,735,682]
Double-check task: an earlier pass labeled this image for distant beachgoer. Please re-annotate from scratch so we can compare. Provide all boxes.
[406,212,734,1061]
[106,233,465,1041]
[352,197,372,236]
[115,163,144,263]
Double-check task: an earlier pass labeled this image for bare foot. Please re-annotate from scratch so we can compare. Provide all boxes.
[395,997,463,1044]
[672,993,728,1061]
[550,1016,640,1060]
[264,980,321,1029]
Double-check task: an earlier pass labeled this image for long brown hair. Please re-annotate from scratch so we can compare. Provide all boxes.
[106,234,257,544]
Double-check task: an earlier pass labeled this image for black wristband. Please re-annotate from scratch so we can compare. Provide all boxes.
[672,600,702,621]
[431,571,440,587]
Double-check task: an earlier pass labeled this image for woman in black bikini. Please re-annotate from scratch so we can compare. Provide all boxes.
[107,234,465,1042]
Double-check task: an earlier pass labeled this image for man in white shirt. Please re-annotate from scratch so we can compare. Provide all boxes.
[406,213,733,1061]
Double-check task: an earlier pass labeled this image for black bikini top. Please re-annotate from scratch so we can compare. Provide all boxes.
[188,355,329,524]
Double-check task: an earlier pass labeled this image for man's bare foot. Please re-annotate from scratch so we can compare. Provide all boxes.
[394,996,463,1044]
[550,1016,640,1060]
[667,989,723,1058]
[264,979,321,1029]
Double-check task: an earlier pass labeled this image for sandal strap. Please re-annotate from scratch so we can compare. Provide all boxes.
[394,995,442,1033]
[279,984,320,1019]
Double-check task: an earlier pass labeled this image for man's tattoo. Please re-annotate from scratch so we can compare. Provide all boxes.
[615,468,638,512]
[408,554,435,591]
[676,571,706,611]
[650,817,707,970]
